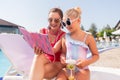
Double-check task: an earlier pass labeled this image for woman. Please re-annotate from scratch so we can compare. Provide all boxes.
[53,7,99,80]
[29,8,65,80]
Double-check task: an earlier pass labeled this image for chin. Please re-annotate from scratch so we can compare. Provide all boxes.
[52,27,59,30]
[67,28,72,32]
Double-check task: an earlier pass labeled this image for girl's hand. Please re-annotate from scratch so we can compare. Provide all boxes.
[34,46,44,55]
[76,59,88,69]
[60,55,67,65]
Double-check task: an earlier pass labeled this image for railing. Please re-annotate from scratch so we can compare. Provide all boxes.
[87,40,120,58]
[96,40,120,50]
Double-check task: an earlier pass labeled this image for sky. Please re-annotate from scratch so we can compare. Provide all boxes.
[0,0,120,32]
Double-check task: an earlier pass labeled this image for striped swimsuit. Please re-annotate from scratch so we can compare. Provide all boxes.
[65,33,89,70]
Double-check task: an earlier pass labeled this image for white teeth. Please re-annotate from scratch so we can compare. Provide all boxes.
[51,25,56,27]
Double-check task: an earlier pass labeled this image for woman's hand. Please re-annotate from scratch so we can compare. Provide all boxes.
[76,59,88,69]
[34,46,44,55]
[60,54,67,66]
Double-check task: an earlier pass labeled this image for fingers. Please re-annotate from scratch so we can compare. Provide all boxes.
[76,61,82,66]
[60,56,67,66]
[76,59,87,69]
[34,46,44,55]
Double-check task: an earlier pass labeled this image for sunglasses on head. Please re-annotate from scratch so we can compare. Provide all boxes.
[62,17,79,27]
[48,18,61,23]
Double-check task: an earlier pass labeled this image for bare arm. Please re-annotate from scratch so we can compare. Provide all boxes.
[60,37,67,65]
[76,34,99,68]
[86,34,99,65]
[53,39,62,54]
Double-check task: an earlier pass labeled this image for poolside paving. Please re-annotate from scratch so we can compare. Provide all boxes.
[89,47,120,80]
[90,47,120,68]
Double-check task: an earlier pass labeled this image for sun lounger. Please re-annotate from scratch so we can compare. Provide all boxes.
[3,76,23,80]
[0,33,34,80]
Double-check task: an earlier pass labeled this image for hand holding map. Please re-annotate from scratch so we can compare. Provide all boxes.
[19,27,54,56]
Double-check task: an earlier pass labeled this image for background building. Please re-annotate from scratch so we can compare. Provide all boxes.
[0,19,23,34]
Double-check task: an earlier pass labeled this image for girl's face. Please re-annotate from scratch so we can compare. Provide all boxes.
[48,12,61,30]
[62,17,80,33]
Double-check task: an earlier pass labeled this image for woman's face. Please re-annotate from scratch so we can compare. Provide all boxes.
[62,17,79,32]
[48,12,61,30]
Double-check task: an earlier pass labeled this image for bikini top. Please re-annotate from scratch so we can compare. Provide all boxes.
[41,28,65,61]
[41,28,65,46]
[65,33,89,60]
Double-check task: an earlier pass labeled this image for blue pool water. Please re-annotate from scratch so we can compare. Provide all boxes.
[0,50,11,77]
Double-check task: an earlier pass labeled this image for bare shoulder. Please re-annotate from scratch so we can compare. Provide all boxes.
[87,33,94,39]
[85,32,95,44]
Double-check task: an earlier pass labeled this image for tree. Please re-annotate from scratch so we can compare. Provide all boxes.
[97,24,115,37]
[81,25,85,30]
[103,24,111,30]
[88,23,97,38]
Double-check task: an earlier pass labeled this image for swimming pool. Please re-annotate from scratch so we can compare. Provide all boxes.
[0,50,11,77]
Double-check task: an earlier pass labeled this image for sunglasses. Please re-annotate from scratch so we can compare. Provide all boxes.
[48,18,61,23]
[62,17,79,27]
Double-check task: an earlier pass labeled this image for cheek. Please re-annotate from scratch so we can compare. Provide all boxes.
[56,23,61,28]
[66,26,73,31]
[57,23,61,26]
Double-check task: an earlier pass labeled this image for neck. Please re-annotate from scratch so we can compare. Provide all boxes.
[70,27,82,35]
[49,29,60,35]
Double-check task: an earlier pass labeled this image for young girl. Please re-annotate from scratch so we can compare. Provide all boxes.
[54,7,99,80]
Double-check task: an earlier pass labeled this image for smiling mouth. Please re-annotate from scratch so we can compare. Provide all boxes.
[51,25,57,28]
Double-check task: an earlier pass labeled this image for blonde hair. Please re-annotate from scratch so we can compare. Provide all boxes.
[64,7,82,19]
